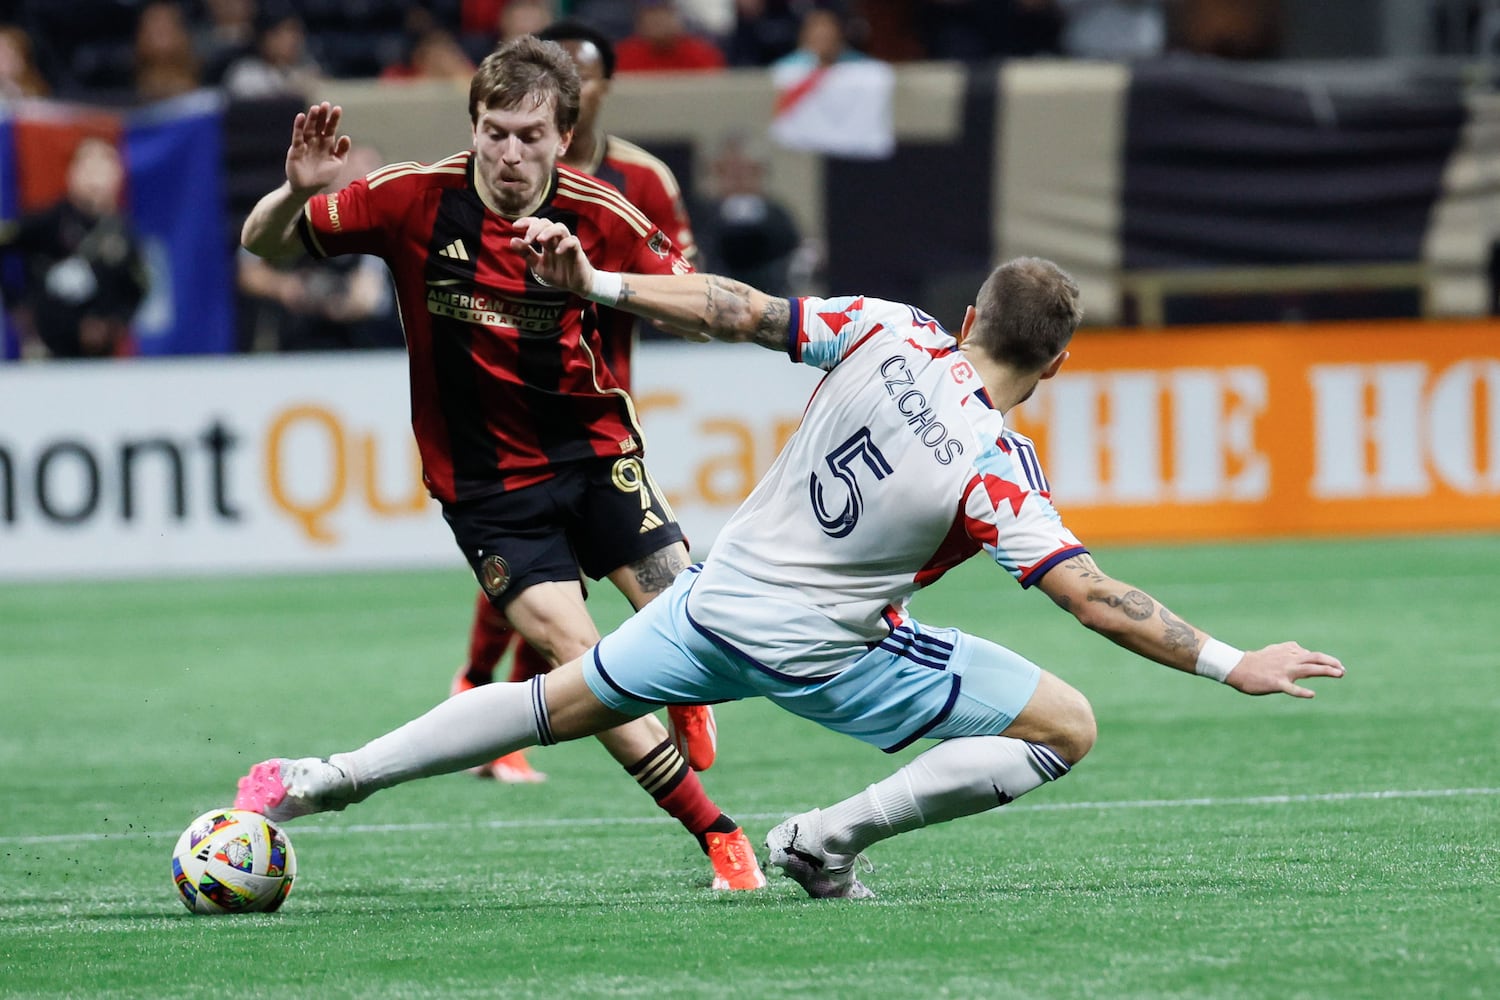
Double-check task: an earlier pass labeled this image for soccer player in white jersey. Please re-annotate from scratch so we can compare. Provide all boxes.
[234,220,1345,898]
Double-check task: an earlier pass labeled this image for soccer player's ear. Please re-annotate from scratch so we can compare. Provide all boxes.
[557,128,574,157]
[956,305,976,345]
[1040,350,1069,381]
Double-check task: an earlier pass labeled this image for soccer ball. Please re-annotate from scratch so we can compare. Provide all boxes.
[171,808,297,914]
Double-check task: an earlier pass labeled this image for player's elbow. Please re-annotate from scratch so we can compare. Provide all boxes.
[1066,591,1117,638]
[241,228,281,260]
[241,220,298,262]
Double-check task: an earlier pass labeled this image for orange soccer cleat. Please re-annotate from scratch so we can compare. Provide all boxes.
[666,704,717,771]
[476,750,548,783]
[705,827,768,891]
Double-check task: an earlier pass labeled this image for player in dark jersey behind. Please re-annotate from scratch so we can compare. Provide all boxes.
[454,22,712,784]
[232,35,765,891]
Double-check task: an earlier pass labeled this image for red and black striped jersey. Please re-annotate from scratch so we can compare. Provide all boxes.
[587,135,696,390]
[298,152,692,504]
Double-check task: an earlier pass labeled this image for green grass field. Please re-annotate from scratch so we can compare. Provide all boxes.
[2,535,1497,999]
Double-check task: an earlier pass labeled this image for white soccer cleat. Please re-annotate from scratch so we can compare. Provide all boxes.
[234,757,359,823]
[764,809,874,899]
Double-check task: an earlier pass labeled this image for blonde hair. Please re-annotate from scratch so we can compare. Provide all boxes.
[467,34,579,130]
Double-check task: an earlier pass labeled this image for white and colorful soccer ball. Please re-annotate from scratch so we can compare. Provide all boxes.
[171,808,297,914]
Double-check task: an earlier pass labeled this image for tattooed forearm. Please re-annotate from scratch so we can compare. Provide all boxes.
[1087,588,1155,621]
[702,275,757,337]
[752,296,790,349]
[614,274,787,348]
[1159,607,1199,656]
[630,547,688,597]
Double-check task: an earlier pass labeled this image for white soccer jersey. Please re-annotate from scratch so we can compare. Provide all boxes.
[688,295,1088,676]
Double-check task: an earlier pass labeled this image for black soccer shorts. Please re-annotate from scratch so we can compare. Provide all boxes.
[441,455,686,608]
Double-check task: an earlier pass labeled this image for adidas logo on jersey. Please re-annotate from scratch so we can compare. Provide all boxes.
[438,239,470,261]
[640,510,664,533]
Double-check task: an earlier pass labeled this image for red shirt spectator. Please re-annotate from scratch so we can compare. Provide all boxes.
[615,0,726,73]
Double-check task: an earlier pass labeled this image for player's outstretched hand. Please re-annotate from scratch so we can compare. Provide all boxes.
[1226,641,1345,698]
[509,216,591,295]
[286,102,351,197]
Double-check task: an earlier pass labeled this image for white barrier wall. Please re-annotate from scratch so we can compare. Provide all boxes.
[0,345,820,581]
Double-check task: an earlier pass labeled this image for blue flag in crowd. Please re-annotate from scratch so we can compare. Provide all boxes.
[0,92,233,359]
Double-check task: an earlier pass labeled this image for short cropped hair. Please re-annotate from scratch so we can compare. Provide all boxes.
[537,20,617,79]
[468,35,581,131]
[969,257,1083,372]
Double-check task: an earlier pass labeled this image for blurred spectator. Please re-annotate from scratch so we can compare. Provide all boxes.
[690,133,812,295]
[236,144,403,352]
[191,0,257,85]
[222,7,321,98]
[0,23,50,98]
[460,0,507,36]
[499,0,556,42]
[0,138,149,359]
[381,27,475,82]
[134,1,202,102]
[1056,0,1167,60]
[725,0,805,66]
[771,5,867,70]
[769,3,894,157]
[615,0,728,73]
[457,0,556,63]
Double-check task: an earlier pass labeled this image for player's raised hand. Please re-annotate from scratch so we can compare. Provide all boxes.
[286,103,352,197]
[509,216,591,294]
[1225,641,1345,698]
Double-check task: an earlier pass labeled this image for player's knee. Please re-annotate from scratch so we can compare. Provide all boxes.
[1014,673,1096,766]
[1053,686,1096,766]
[543,660,632,740]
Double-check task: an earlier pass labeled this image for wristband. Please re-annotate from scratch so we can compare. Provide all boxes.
[585,270,623,306]
[1195,638,1243,683]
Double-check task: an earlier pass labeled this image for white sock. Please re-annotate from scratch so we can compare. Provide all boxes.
[332,678,548,793]
[819,736,1071,858]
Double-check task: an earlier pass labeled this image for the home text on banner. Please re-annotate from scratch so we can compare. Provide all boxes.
[1007,319,1500,542]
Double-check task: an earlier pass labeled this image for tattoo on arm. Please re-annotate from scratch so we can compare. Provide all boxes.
[618,282,635,306]
[629,547,688,598]
[1062,554,1109,583]
[701,275,758,337]
[752,296,790,350]
[1087,588,1155,621]
[1159,607,1199,656]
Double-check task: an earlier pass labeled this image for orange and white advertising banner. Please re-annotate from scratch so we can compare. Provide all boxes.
[1,320,1495,581]
[1006,319,1500,542]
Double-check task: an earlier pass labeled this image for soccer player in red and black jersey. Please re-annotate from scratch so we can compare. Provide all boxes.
[454,22,713,784]
[233,35,765,891]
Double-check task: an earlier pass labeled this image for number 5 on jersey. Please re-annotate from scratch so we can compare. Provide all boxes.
[809,428,893,538]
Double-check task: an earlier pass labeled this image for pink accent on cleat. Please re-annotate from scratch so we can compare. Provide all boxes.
[234,760,288,814]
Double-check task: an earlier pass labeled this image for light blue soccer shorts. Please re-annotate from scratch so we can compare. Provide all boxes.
[583,570,1042,753]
